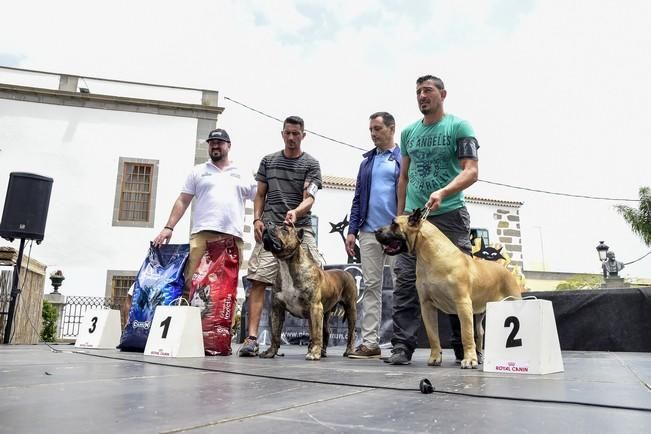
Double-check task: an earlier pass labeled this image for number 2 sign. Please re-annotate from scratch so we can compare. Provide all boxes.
[483,299,564,375]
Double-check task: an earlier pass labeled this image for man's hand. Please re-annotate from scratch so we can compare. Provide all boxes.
[284,210,297,225]
[254,220,264,243]
[345,234,357,257]
[425,190,445,212]
[153,228,173,247]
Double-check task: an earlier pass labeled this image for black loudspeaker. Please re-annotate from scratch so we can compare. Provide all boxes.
[0,172,54,243]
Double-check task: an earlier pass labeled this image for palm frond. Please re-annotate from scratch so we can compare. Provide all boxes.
[615,186,651,247]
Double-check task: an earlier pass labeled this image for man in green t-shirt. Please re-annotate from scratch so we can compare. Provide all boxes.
[385,75,480,365]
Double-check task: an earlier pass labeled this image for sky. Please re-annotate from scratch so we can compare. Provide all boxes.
[2,0,651,277]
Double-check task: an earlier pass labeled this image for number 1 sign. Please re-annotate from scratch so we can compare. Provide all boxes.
[143,306,204,358]
[483,299,564,375]
[74,309,122,349]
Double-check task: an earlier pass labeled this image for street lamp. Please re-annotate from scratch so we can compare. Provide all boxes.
[596,241,609,262]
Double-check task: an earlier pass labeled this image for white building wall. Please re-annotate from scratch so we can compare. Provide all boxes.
[311,188,355,265]
[0,98,198,296]
[466,203,500,241]
[466,202,523,266]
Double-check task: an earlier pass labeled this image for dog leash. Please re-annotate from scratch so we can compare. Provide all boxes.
[421,206,432,220]
[287,221,301,245]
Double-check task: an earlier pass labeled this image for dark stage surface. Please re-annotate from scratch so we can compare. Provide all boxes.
[1,345,650,433]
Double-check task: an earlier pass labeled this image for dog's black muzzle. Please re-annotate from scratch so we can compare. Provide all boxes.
[262,223,284,254]
[375,225,408,256]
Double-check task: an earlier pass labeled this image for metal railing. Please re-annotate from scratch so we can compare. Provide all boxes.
[58,296,127,338]
[0,267,13,323]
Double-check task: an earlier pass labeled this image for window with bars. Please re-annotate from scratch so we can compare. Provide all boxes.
[310,214,319,247]
[112,275,135,299]
[470,228,490,246]
[113,157,158,227]
[119,163,152,221]
[108,272,136,329]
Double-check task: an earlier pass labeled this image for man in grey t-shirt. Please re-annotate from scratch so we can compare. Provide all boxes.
[239,115,322,357]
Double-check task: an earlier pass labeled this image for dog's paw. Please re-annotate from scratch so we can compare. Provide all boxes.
[321,349,327,358]
[427,356,442,366]
[342,348,353,357]
[259,349,277,359]
[427,351,442,366]
[460,358,478,369]
[305,352,322,361]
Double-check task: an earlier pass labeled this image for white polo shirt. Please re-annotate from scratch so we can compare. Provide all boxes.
[182,161,257,239]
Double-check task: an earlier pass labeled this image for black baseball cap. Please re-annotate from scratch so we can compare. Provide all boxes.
[206,128,230,143]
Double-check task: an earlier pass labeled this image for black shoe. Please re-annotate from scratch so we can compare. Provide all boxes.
[453,346,464,364]
[384,348,410,365]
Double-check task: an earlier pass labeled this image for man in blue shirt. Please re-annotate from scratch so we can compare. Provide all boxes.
[346,112,401,358]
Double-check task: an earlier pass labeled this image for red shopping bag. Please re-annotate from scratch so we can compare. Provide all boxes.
[189,237,239,355]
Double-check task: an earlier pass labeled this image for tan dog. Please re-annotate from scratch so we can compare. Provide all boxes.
[260,224,357,360]
[375,208,522,368]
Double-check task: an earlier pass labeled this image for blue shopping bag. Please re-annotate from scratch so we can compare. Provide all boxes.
[118,243,190,351]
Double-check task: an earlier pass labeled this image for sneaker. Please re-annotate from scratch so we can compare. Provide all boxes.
[348,344,381,359]
[238,337,259,357]
[383,348,410,365]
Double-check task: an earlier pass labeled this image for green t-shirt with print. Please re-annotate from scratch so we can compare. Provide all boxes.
[400,114,476,215]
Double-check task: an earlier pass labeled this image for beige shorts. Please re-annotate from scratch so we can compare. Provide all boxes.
[246,228,322,285]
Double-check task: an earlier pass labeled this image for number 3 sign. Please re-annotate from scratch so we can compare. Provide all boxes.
[483,299,564,375]
[75,309,122,349]
[143,306,204,358]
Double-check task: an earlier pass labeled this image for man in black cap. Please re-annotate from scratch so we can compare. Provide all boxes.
[153,128,257,295]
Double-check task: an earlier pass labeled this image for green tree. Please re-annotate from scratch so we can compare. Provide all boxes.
[556,275,602,290]
[615,186,651,246]
[41,300,58,342]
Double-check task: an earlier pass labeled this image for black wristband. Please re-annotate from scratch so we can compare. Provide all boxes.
[253,218,263,225]
[164,226,174,231]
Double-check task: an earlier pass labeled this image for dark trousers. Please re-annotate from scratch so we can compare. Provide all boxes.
[391,207,472,356]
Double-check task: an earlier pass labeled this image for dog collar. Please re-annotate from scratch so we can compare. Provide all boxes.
[277,241,302,260]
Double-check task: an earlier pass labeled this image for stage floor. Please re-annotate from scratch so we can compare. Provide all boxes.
[1,344,650,433]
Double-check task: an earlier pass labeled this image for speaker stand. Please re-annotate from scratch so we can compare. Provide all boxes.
[3,238,26,344]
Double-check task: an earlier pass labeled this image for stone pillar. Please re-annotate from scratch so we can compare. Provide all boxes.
[195,118,216,165]
[601,277,628,289]
[58,75,79,92]
[494,209,524,269]
[201,90,219,107]
[43,292,66,340]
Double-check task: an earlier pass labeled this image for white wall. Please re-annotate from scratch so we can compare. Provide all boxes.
[465,202,500,241]
[0,98,198,296]
[311,188,355,265]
